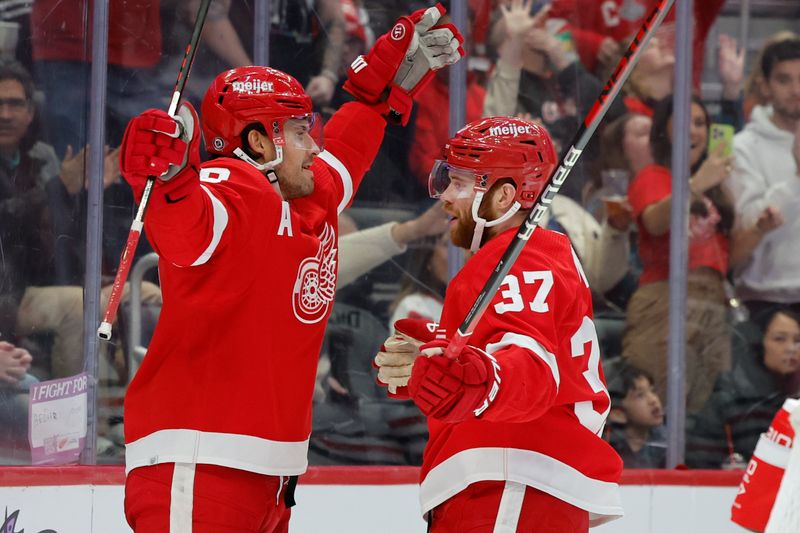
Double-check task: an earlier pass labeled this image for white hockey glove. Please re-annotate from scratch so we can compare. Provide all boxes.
[374,318,440,398]
[393,6,464,95]
[343,3,464,126]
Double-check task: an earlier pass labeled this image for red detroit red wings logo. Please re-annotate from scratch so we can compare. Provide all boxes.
[292,223,337,324]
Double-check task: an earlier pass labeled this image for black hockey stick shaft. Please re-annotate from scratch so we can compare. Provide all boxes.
[445,0,676,359]
[98,0,212,340]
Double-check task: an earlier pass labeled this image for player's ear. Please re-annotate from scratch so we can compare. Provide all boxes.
[494,181,517,211]
[608,406,627,425]
[246,129,275,162]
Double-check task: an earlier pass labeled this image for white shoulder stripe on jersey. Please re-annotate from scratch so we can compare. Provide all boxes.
[486,332,560,390]
[191,185,229,266]
[317,150,353,214]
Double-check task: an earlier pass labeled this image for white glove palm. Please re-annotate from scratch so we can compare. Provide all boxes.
[375,318,440,394]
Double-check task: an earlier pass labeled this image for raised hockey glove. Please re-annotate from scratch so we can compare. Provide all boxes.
[120,102,201,203]
[374,318,440,398]
[408,339,500,423]
[343,3,464,126]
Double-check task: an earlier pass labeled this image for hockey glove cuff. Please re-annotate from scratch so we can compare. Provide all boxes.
[374,318,440,399]
[120,102,201,203]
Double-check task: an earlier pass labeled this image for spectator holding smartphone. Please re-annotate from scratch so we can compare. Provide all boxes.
[622,96,736,414]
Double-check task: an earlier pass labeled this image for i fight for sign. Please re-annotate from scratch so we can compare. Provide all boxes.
[31,374,88,401]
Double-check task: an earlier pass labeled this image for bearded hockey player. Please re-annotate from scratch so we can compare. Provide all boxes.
[117,5,463,532]
[375,117,623,532]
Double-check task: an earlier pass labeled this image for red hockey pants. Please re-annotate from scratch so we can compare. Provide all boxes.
[125,462,292,532]
[428,480,589,532]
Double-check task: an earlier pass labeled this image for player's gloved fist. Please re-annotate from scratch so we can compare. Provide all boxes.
[408,340,500,423]
[343,3,464,126]
[374,318,439,398]
[393,8,464,96]
[120,102,201,202]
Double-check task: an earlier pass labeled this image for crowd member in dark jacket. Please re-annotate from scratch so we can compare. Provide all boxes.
[0,60,159,379]
[0,60,61,370]
[686,307,800,469]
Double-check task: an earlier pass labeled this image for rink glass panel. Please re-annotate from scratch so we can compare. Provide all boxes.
[1,0,796,469]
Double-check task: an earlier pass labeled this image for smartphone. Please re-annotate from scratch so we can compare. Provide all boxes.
[708,123,735,157]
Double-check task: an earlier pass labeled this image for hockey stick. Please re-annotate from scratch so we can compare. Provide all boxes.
[97,0,212,340]
[444,0,676,359]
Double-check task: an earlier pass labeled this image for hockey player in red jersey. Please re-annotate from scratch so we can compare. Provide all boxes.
[117,5,463,532]
[375,116,623,531]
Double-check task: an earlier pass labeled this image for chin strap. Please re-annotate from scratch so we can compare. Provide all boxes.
[469,191,522,253]
[233,143,284,197]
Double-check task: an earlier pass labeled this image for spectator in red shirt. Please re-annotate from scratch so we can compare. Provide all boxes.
[622,95,736,414]
[31,0,163,156]
[548,0,726,83]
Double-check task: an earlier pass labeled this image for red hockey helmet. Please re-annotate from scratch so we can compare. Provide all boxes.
[429,116,557,208]
[201,66,315,157]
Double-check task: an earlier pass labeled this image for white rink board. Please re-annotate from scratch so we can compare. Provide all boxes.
[0,483,754,532]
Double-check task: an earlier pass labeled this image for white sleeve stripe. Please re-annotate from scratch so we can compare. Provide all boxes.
[317,150,353,214]
[485,332,560,389]
[571,245,589,288]
[191,185,229,266]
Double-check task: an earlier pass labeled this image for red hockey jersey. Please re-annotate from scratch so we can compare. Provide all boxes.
[124,102,385,476]
[419,227,623,526]
[731,399,799,532]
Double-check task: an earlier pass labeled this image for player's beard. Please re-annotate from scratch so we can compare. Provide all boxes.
[278,157,315,199]
[449,198,498,250]
[774,100,800,122]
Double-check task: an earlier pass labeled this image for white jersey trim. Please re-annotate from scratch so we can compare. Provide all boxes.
[753,434,792,468]
[419,447,623,527]
[485,333,560,390]
[318,150,353,214]
[494,480,525,532]
[170,462,195,532]
[125,429,309,476]
[190,185,229,266]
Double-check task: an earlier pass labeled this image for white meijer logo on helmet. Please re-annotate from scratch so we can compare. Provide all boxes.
[231,80,274,94]
[488,124,534,137]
